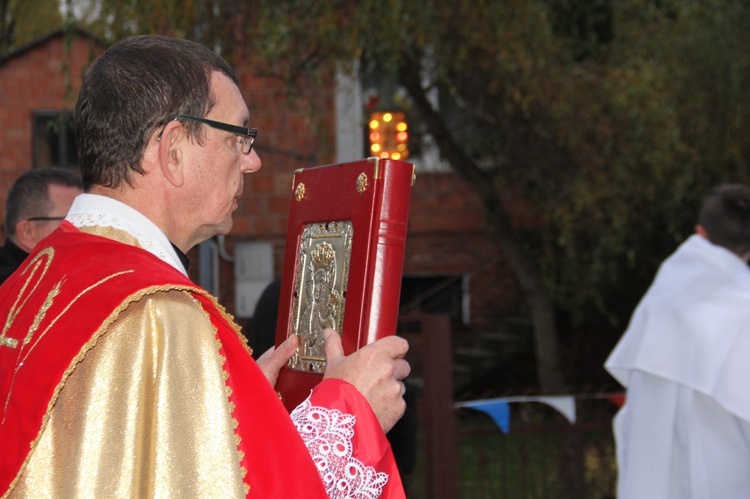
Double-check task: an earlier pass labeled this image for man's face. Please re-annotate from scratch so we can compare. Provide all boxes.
[181,72,261,243]
[20,183,82,251]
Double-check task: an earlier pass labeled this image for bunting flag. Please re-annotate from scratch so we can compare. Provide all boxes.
[454,392,624,434]
[537,396,576,424]
[457,400,511,433]
[606,394,626,408]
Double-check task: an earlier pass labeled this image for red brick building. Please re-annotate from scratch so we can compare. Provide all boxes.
[0,29,522,389]
[0,28,99,203]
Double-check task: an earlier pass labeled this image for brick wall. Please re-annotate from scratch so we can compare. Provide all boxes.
[403,172,522,329]
[0,31,101,237]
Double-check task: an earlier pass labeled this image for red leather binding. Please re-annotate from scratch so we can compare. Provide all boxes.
[274,158,414,411]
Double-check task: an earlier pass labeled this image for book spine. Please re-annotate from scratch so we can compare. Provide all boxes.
[362,159,414,344]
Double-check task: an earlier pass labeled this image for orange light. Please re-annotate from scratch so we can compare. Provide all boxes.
[368,111,409,160]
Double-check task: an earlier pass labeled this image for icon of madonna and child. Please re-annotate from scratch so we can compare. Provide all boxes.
[290,222,351,372]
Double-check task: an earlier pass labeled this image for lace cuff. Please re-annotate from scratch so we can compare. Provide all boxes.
[291,397,388,498]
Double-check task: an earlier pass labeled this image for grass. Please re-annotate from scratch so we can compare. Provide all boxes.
[404,402,617,498]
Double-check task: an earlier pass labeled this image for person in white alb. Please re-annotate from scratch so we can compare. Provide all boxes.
[605,183,750,498]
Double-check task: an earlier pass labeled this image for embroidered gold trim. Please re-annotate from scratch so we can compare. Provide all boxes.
[1,249,58,496]
[0,248,55,348]
[191,298,251,494]
[25,280,62,346]
[4,282,251,497]
[19,271,133,366]
[0,337,17,348]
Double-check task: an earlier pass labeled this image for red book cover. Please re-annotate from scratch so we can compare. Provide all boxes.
[274,157,415,411]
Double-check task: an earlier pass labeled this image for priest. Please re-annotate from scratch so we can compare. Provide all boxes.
[605,184,750,498]
[0,35,409,498]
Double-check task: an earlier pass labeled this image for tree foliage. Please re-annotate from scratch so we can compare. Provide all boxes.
[541,0,750,325]
[0,0,62,54]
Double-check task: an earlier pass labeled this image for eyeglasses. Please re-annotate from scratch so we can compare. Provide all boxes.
[172,114,257,155]
[27,217,65,222]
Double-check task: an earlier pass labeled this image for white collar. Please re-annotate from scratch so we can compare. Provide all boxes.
[66,193,187,275]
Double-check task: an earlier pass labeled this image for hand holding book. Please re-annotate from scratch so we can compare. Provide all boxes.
[273,157,415,411]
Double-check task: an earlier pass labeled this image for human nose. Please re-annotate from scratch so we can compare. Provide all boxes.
[242,149,262,174]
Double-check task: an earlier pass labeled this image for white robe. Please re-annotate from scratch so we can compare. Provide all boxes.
[605,234,750,498]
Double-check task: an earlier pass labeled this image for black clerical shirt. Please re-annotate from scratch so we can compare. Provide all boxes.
[0,239,28,285]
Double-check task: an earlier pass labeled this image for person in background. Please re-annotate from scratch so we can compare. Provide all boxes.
[248,277,282,358]
[0,167,82,284]
[0,35,409,498]
[605,183,750,498]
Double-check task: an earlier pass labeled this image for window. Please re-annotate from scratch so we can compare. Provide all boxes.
[399,274,468,323]
[32,111,78,168]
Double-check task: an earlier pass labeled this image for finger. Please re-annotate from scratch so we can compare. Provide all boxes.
[394,358,411,381]
[323,329,344,364]
[258,334,297,372]
[367,335,409,359]
[383,335,410,357]
[278,333,299,357]
[255,345,276,364]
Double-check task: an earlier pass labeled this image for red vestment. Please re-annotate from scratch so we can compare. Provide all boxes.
[0,223,403,498]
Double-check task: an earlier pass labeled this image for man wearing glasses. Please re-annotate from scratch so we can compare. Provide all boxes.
[0,167,82,284]
[0,35,408,498]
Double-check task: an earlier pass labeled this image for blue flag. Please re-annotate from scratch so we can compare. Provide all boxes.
[463,400,511,434]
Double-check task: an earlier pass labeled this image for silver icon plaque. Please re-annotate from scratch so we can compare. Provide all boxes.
[288,220,353,373]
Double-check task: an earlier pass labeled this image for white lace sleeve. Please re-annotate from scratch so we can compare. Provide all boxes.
[291,397,389,498]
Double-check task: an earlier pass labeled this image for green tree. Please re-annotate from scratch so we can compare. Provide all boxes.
[0,0,62,55]
[543,0,750,327]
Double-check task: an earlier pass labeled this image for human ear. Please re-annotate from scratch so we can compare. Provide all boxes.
[14,220,38,253]
[157,122,185,188]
